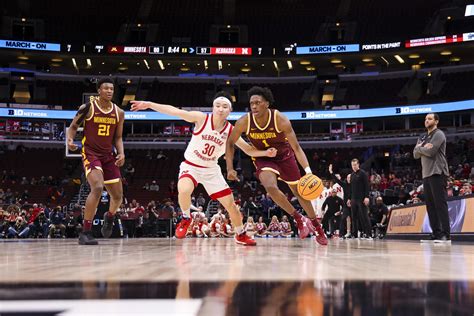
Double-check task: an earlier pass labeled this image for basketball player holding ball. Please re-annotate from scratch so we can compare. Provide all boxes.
[131,91,276,246]
[226,86,328,246]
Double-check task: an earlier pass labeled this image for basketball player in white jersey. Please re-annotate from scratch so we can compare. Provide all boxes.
[311,179,343,218]
[131,92,276,246]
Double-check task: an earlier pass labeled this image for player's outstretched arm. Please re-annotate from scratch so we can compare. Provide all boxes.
[278,112,312,174]
[235,137,277,158]
[225,116,247,181]
[66,103,91,151]
[130,100,206,124]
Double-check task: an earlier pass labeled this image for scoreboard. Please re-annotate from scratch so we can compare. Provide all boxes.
[2,29,473,57]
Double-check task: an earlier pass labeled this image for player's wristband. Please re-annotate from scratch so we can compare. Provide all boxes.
[304,167,312,174]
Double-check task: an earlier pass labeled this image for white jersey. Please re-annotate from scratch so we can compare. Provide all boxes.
[311,183,344,218]
[211,212,225,222]
[184,114,233,168]
[191,211,206,220]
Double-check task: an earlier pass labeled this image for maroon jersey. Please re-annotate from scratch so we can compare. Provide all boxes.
[246,109,294,160]
[82,99,120,157]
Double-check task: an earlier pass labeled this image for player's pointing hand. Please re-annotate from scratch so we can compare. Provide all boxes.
[130,101,151,111]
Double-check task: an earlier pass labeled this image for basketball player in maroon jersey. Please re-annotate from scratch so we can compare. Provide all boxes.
[131,92,276,246]
[226,86,328,246]
[67,78,125,245]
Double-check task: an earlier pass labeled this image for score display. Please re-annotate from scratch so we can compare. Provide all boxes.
[61,44,106,54]
[3,30,474,56]
[405,34,463,47]
[105,45,254,56]
[210,47,252,55]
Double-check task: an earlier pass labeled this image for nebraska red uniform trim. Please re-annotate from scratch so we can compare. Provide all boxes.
[209,188,232,200]
[210,114,229,134]
[179,174,198,187]
[184,160,207,168]
[184,114,233,168]
[192,115,208,135]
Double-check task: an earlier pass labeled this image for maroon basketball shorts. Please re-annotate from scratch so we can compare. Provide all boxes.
[82,153,121,184]
[253,155,301,184]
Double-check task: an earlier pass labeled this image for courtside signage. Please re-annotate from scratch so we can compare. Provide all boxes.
[361,42,401,50]
[296,44,359,55]
[0,39,61,52]
[2,100,472,121]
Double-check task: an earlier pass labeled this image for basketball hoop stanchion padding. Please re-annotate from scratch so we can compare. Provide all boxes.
[65,127,83,158]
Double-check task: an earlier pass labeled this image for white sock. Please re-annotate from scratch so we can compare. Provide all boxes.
[182,210,191,219]
[235,225,244,235]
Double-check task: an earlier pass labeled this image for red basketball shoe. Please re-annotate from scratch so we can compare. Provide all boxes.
[295,216,313,239]
[234,233,257,246]
[311,218,328,246]
[175,218,192,239]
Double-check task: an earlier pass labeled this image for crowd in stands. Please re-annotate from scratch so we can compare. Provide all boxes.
[0,174,73,206]
[0,137,473,240]
[0,203,79,239]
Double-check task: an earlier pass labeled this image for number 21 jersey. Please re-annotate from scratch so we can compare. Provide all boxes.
[82,99,119,158]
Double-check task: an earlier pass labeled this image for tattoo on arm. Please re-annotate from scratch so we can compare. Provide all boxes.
[76,103,91,126]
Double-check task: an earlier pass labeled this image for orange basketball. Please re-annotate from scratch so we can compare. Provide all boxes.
[297,173,324,200]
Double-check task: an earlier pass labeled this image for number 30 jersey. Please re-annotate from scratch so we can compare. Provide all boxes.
[184,114,233,167]
[82,99,120,158]
[246,109,294,161]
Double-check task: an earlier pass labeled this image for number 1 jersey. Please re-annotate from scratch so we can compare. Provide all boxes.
[246,109,294,161]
